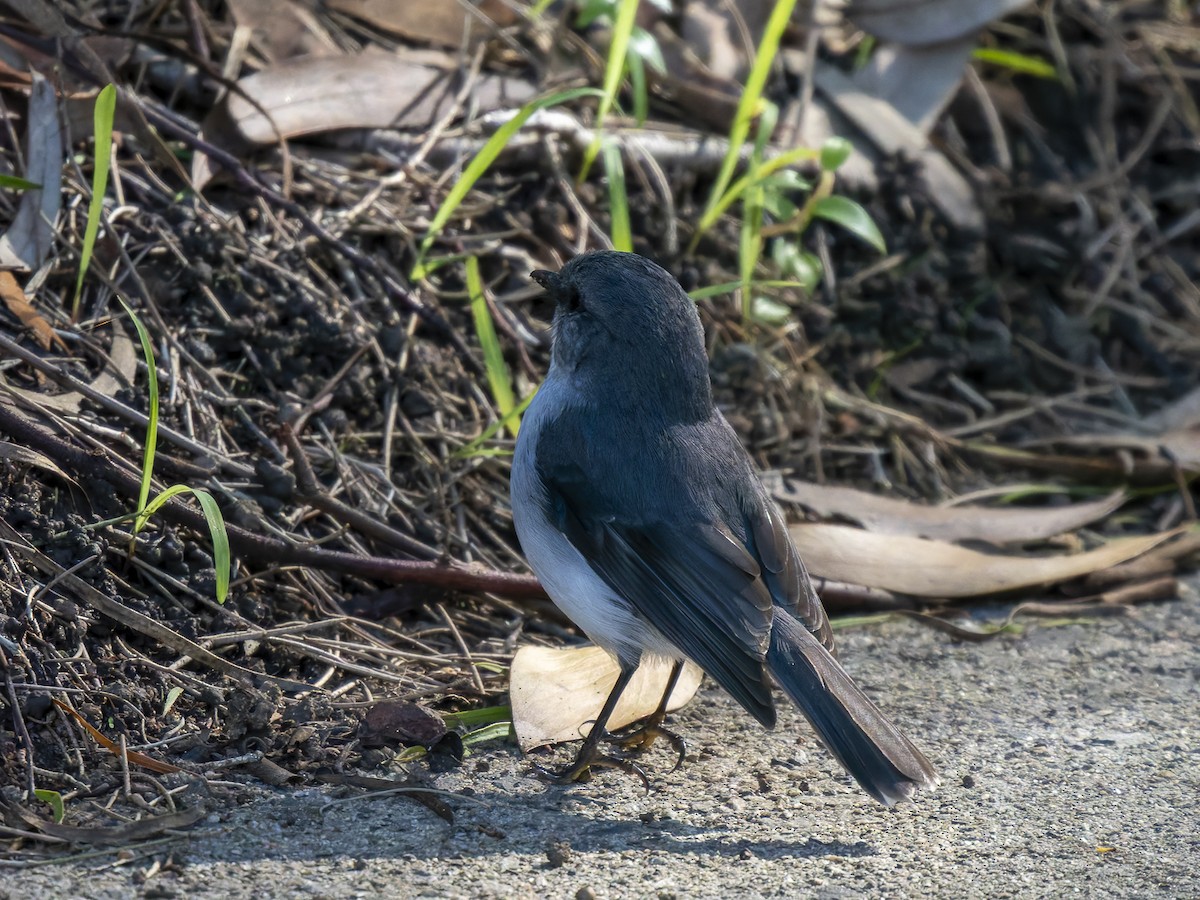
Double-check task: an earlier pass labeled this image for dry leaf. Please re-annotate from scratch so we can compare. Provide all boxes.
[848,0,1033,46]
[790,523,1175,598]
[0,440,78,487]
[773,480,1126,544]
[196,49,536,186]
[0,71,62,270]
[327,0,517,49]
[510,646,702,752]
[52,699,181,774]
[0,270,65,350]
[227,0,337,62]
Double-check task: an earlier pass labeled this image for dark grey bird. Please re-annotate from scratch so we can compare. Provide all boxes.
[510,250,937,805]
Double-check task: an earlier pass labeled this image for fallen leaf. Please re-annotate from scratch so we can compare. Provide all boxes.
[0,271,65,350]
[0,440,78,488]
[510,646,702,752]
[227,0,337,62]
[773,480,1126,543]
[51,699,181,774]
[0,71,63,270]
[848,0,1033,46]
[789,523,1176,598]
[196,49,536,186]
[327,0,517,49]
[8,802,206,845]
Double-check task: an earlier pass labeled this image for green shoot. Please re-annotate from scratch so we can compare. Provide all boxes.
[73,84,116,322]
[693,0,799,249]
[602,141,632,252]
[413,87,603,280]
[692,146,820,244]
[576,0,643,181]
[117,298,230,604]
[118,296,158,521]
[465,256,518,436]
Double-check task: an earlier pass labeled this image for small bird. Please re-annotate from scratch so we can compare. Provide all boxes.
[510,251,937,805]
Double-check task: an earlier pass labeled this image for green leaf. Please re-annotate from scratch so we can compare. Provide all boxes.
[761,190,797,222]
[117,297,159,526]
[972,48,1057,80]
[137,485,230,604]
[749,295,792,325]
[819,136,853,172]
[0,174,42,191]
[770,239,822,291]
[465,257,518,436]
[603,141,632,252]
[687,279,813,300]
[461,721,515,747]
[34,789,65,823]
[579,0,640,180]
[629,27,666,75]
[413,87,604,278]
[575,0,616,27]
[162,686,185,715]
[810,195,886,253]
[73,84,117,320]
[694,0,800,246]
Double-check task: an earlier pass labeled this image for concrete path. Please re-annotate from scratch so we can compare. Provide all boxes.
[8,589,1198,899]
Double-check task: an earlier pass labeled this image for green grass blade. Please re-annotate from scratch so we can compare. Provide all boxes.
[688,279,812,300]
[694,0,799,246]
[0,174,42,191]
[413,87,604,279]
[810,195,887,253]
[603,141,632,252]
[73,84,116,321]
[454,390,536,458]
[136,485,230,604]
[465,256,518,436]
[973,48,1057,79]
[578,0,640,181]
[116,297,159,528]
[442,705,513,729]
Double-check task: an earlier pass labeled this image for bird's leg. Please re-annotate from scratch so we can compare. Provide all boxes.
[533,663,650,789]
[606,660,687,773]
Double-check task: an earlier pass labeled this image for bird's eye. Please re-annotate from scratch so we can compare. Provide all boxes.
[560,284,583,313]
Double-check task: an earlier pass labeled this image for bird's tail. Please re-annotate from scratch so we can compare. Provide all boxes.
[767,610,939,806]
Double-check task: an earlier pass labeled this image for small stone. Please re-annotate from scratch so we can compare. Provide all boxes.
[546,840,572,868]
[961,774,976,789]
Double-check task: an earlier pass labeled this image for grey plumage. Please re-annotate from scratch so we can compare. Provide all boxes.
[510,250,938,805]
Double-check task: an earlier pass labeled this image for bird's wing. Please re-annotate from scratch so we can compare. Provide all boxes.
[540,460,780,726]
[743,484,836,655]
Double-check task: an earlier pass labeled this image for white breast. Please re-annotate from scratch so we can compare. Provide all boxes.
[511,376,675,663]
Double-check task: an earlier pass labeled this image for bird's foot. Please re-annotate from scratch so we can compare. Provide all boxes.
[606,719,687,773]
[533,743,650,791]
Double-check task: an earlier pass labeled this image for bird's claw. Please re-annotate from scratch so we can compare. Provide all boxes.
[533,751,650,792]
[606,722,688,773]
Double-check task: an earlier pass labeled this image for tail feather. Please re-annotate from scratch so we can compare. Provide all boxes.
[767,610,939,806]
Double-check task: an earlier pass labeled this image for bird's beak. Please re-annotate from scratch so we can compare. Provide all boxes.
[530,269,559,293]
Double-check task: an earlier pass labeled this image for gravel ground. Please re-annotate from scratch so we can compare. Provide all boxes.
[7,587,1198,900]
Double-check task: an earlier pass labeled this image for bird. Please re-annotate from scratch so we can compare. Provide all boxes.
[509,250,938,805]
